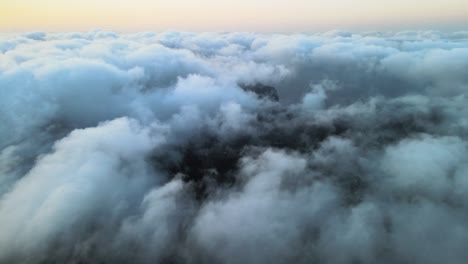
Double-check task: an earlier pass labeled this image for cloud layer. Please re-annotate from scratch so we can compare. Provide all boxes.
[1,30,468,264]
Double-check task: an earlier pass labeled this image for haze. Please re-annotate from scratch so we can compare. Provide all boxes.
[1,0,468,32]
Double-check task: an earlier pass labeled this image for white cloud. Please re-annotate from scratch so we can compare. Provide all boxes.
[0,30,468,263]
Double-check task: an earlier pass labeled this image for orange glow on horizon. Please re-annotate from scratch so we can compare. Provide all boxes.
[1,0,468,32]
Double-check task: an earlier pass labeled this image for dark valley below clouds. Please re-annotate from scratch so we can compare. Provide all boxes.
[1,30,468,263]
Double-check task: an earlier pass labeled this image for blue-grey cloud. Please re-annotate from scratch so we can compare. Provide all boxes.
[0,30,468,264]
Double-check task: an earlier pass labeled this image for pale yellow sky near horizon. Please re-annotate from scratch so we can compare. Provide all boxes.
[1,0,468,32]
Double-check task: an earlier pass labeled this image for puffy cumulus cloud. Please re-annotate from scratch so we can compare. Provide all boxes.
[0,118,162,262]
[0,30,468,264]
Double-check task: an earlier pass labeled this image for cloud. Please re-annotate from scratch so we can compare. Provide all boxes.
[0,30,468,263]
[0,118,162,261]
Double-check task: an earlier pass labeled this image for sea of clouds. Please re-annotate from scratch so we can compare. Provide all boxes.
[1,30,468,263]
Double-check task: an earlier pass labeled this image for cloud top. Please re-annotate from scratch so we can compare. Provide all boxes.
[0,30,468,263]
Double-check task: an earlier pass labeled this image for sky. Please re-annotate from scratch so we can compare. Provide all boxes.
[1,0,468,32]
